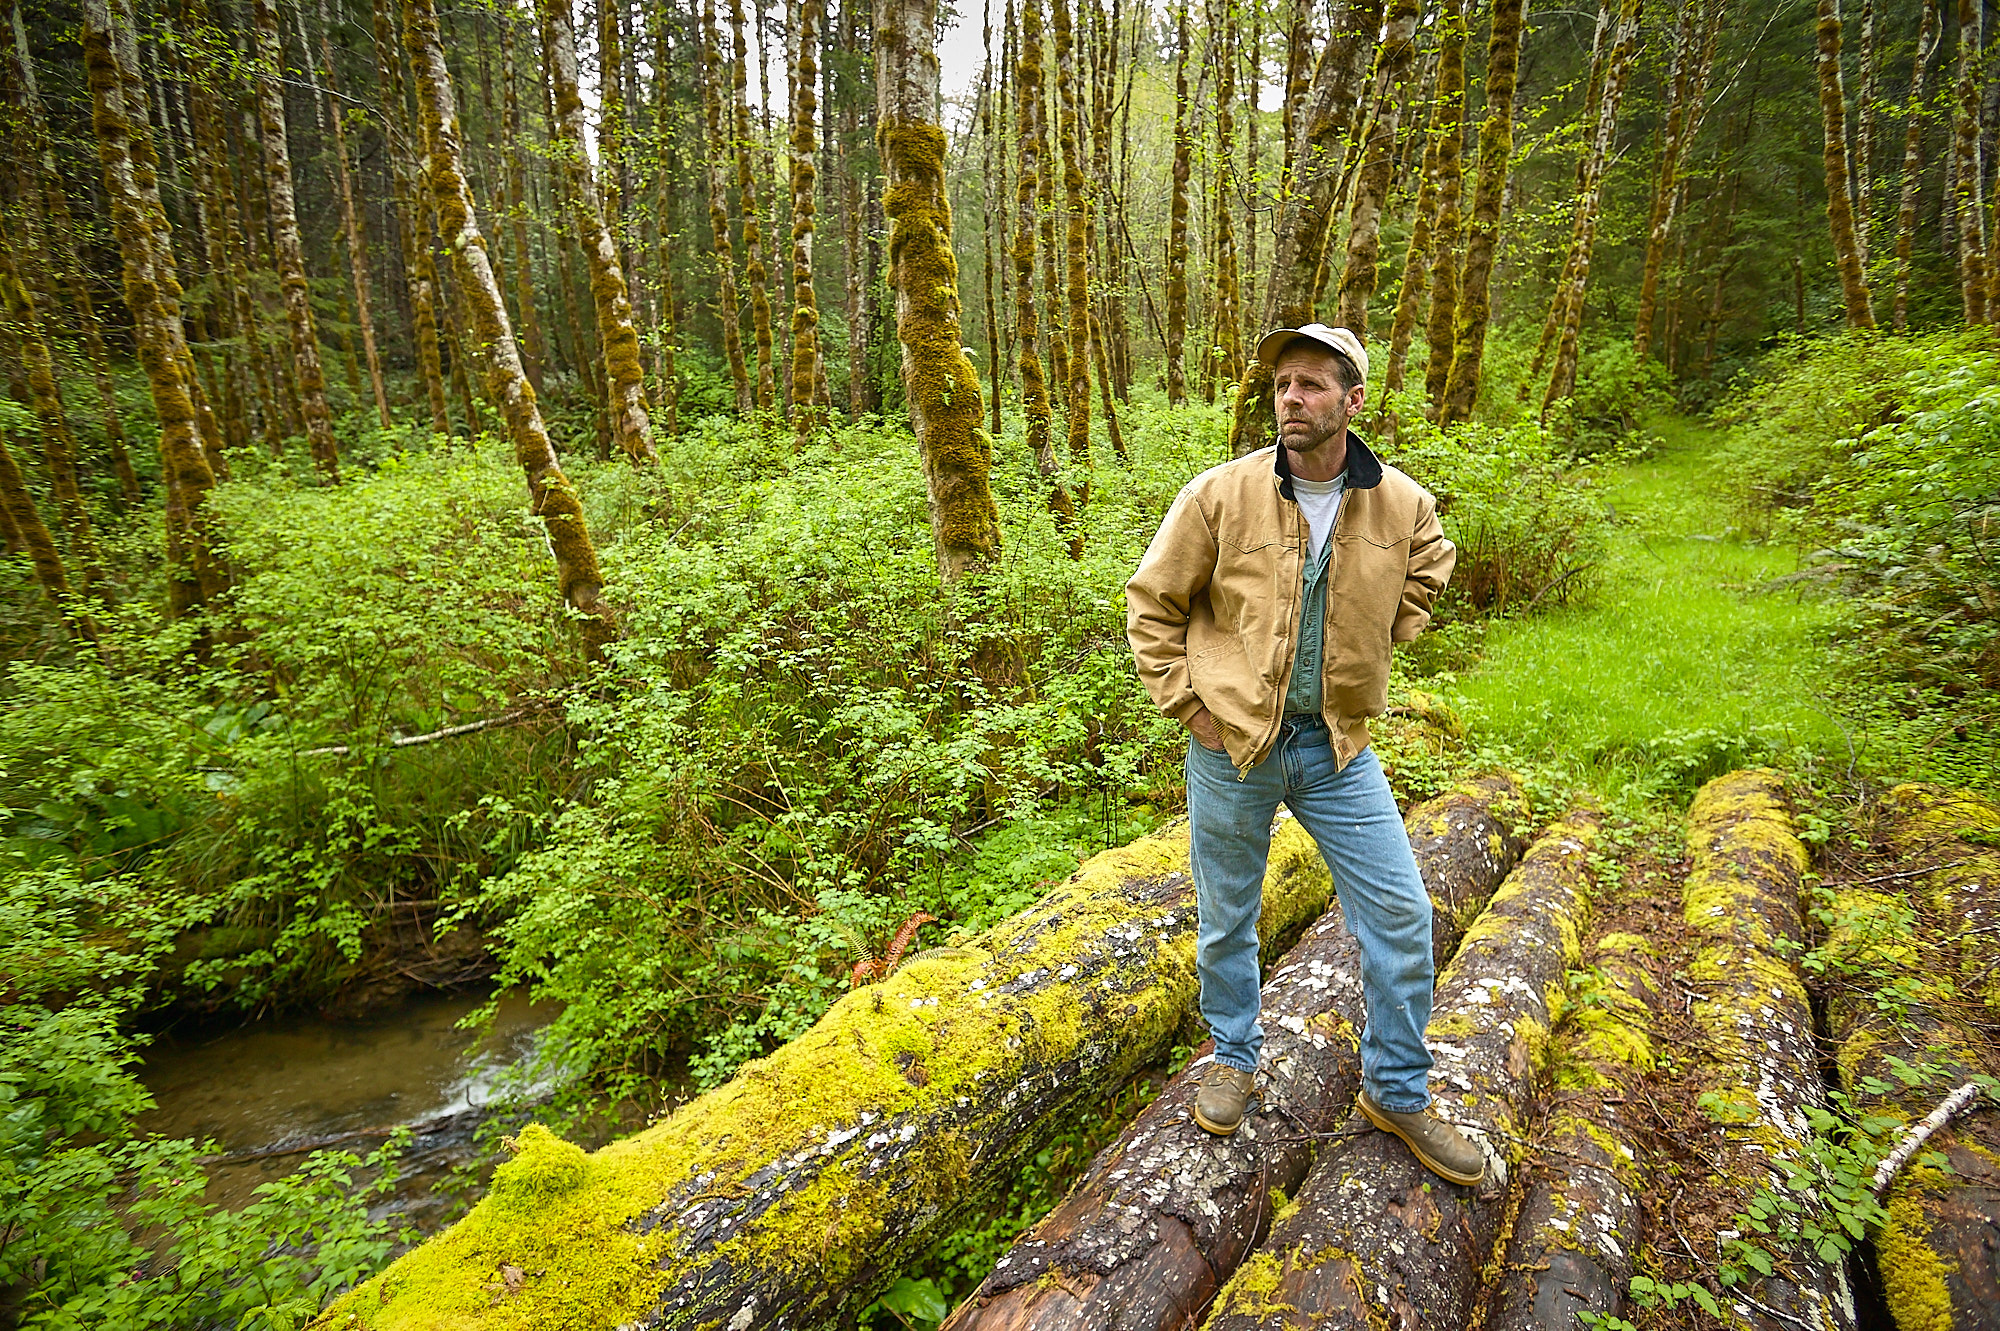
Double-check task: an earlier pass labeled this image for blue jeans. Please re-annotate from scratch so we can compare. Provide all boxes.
[1184,716,1435,1111]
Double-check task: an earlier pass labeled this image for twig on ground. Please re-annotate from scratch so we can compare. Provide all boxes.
[1870,1080,1988,1198]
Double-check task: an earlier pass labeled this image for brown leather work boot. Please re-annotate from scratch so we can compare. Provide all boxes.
[1192,1061,1259,1135]
[1357,1090,1486,1185]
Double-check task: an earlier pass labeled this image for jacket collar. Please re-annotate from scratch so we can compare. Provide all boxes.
[1273,428,1384,501]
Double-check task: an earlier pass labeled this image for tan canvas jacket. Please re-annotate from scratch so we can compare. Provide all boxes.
[1125,434,1456,775]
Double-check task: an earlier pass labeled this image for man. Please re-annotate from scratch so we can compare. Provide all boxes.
[1125,323,1483,1186]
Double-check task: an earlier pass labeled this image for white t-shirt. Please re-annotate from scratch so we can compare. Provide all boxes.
[1293,473,1346,562]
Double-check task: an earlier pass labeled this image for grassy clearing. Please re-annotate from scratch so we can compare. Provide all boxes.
[1445,414,1851,801]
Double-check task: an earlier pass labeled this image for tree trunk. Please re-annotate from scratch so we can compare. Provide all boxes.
[501,4,547,395]
[251,0,340,481]
[878,0,1003,583]
[1438,0,1525,428]
[1541,0,1645,416]
[541,0,656,464]
[1035,13,1068,422]
[1163,0,1190,405]
[701,0,751,415]
[790,0,822,447]
[1203,812,1600,1331]
[0,235,101,592]
[942,776,1530,1331]
[1679,771,1858,1330]
[0,427,81,633]
[1951,0,1984,323]
[373,0,451,436]
[1820,869,2000,1329]
[1894,0,1943,332]
[402,0,613,658]
[649,6,679,436]
[1054,0,1092,470]
[1817,0,1876,329]
[729,0,775,410]
[81,0,228,618]
[981,6,1003,434]
[1014,0,1076,542]
[1851,0,1877,270]
[316,811,1345,1328]
[1383,9,1451,400]
[1228,0,1385,455]
[1205,8,1240,403]
[1888,784,2000,1018]
[1335,0,1421,338]
[317,0,390,429]
[1424,0,1468,418]
[1634,0,1722,359]
[1484,931,1656,1331]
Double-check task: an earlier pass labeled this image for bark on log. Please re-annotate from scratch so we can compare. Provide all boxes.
[1201,811,1600,1331]
[315,819,1341,1329]
[1821,883,2000,1329]
[1681,769,1857,1331]
[1485,929,1659,1331]
[942,775,1529,1331]
[1887,783,2000,1019]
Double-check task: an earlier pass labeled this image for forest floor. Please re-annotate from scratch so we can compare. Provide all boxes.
[1452,412,1852,803]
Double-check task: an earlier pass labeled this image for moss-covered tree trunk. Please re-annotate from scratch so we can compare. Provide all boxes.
[316,2,390,429]
[0,427,80,632]
[1053,0,1092,469]
[1334,0,1421,338]
[1012,0,1075,540]
[1819,871,2000,1328]
[1383,20,1450,399]
[401,0,613,658]
[1634,0,1721,360]
[0,236,101,592]
[648,6,680,435]
[1680,771,1858,1330]
[1950,0,1984,324]
[878,0,1003,582]
[728,0,775,411]
[541,0,656,464]
[82,0,228,617]
[981,10,1004,433]
[1887,784,2000,1019]
[500,8,546,395]
[1893,0,1942,332]
[1438,0,1524,428]
[250,0,339,481]
[942,776,1530,1331]
[1850,0,1877,271]
[1203,813,1598,1331]
[373,0,451,436]
[1227,0,1384,454]
[1163,0,1190,406]
[1816,0,1875,330]
[1204,7,1240,406]
[1485,929,1656,1331]
[789,0,821,447]
[700,0,751,415]
[314,815,1344,1330]
[1423,0,1468,418]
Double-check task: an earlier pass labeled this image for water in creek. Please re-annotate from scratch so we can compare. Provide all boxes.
[138,990,558,1232]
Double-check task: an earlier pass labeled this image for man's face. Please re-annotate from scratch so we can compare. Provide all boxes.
[1273,346,1363,453]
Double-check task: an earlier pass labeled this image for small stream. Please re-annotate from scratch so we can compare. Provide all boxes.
[138,990,558,1232]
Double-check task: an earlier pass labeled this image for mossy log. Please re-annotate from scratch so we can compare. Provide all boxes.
[1201,811,1599,1331]
[1485,930,1659,1331]
[1820,883,2000,1330]
[943,775,1528,1331]
[1887,783,2000,1018]
[1681,769,1857,1331]
[314,819,1342,1329]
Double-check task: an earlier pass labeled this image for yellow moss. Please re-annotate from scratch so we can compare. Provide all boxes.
[1874,1188,1956,1331]
[320,819,1334,1328]
[1212,1248,1294,1320]
[1683,770,1807,951]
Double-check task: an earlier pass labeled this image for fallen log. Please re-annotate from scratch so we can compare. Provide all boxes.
[1886,783,2000,1017]
[1201,811,1600,1331]
[941,774,1529,1331]
[1681,769,1857,1331]
[1485,929,1660,1331]
[312,817,1340,1330]
[1820,884,2000,1330]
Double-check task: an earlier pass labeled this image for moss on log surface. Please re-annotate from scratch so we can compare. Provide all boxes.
[1201,810,1599,1331]
[313,819,1337,1329]
[1682,769,1856,1331]
[1486,929,1659,1331]
[1887,783,2000,1018]
[1820,875,2000,1329]
[943,775,1528,1331]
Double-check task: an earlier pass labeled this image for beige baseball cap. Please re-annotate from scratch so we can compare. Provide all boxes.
[1254,322,1369,383]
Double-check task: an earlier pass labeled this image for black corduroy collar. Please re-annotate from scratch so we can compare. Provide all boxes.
[1273,428,1384,502]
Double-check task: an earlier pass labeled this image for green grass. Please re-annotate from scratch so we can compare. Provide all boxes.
[1447,415,1852,802]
